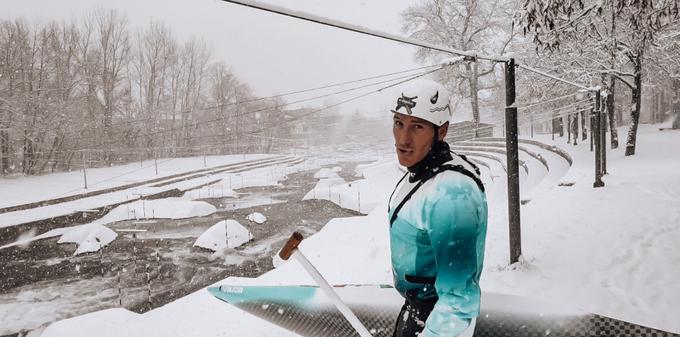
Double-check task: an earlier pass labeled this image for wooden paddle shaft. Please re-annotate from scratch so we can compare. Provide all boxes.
[279,231,304,260]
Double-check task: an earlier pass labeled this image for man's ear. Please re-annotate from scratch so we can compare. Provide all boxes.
[437,122,449,141]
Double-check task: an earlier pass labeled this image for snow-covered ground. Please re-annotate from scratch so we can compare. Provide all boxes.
[0,154,275,209]
[1,199,219,254]
[14,123,680,336]
[0,156,312,228]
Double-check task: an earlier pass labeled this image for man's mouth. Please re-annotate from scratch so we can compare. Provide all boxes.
[397,147,413,155]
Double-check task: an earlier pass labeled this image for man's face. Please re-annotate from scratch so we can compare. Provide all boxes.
[392,113,436,168]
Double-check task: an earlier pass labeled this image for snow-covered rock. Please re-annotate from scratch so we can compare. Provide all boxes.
[58,224,118,256]
[193,220,252,251]
[246,212,267,224]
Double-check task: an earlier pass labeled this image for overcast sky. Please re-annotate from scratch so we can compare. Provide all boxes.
[2,0,428,115]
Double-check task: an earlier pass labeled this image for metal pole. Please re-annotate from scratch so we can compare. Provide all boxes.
[594,90,605,188]
[82,150,88,190]
[601,95,607,175]
[358,190,361,213]
[118,267,122,306]
[505,58,522,264]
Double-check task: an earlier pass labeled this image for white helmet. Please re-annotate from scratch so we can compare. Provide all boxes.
[390,79,452,126]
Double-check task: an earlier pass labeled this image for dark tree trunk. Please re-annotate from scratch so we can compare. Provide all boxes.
[625,52,643,156]
[465,61,480,132]
[0,129,8,175]
[673,78,680,129]
[607,76,619,149]
[581,110,587,140]
[22,129,36,175]
[0,106,7,174]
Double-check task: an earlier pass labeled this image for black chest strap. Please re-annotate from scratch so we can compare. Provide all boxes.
[388,165,484,227]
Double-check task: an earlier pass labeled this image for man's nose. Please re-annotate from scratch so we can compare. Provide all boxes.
[395,127,412,146]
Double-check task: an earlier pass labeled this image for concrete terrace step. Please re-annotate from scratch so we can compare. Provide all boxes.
[449,137,572,195]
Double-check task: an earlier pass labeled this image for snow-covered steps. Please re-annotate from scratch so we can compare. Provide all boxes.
[452,137,572,197]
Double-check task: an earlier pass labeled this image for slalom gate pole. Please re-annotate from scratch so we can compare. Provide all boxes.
[279,232,373,337]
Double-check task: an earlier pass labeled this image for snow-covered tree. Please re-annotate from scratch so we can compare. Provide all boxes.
[0,10,279,175]
[401,0,517,126]
[89,8,130,163]
[518,0,680,155]
[131,21,176,156]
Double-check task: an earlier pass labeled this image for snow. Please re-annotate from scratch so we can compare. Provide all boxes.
[312,167,341,179]
[303,164,396,214]
[193,220,253,252]
[182,182,238,200]
[0,154,274,209]
[98,198,217,222]
[39,309,138,337]
[480,124,680,331]
[246,212,267,224]
[0,156,309,228]
[25,123,680,336]
[1,199,217,254]
[0,224,117,256]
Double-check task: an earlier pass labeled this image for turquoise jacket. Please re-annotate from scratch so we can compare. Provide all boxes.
[389,157,488,337]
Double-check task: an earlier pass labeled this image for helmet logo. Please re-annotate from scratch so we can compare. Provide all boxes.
[392,94,418,115]
[430,91,438,104]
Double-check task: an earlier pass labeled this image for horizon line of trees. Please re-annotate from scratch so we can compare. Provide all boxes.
[0,8,293,176]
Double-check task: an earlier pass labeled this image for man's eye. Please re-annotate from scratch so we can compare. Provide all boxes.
[394,121,403,127]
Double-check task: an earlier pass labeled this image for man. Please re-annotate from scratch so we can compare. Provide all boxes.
[388,80,488,337]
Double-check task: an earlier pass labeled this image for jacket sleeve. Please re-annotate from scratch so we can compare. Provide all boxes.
[423,176,485,337]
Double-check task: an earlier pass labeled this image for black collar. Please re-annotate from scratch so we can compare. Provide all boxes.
[407,141,453,183]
